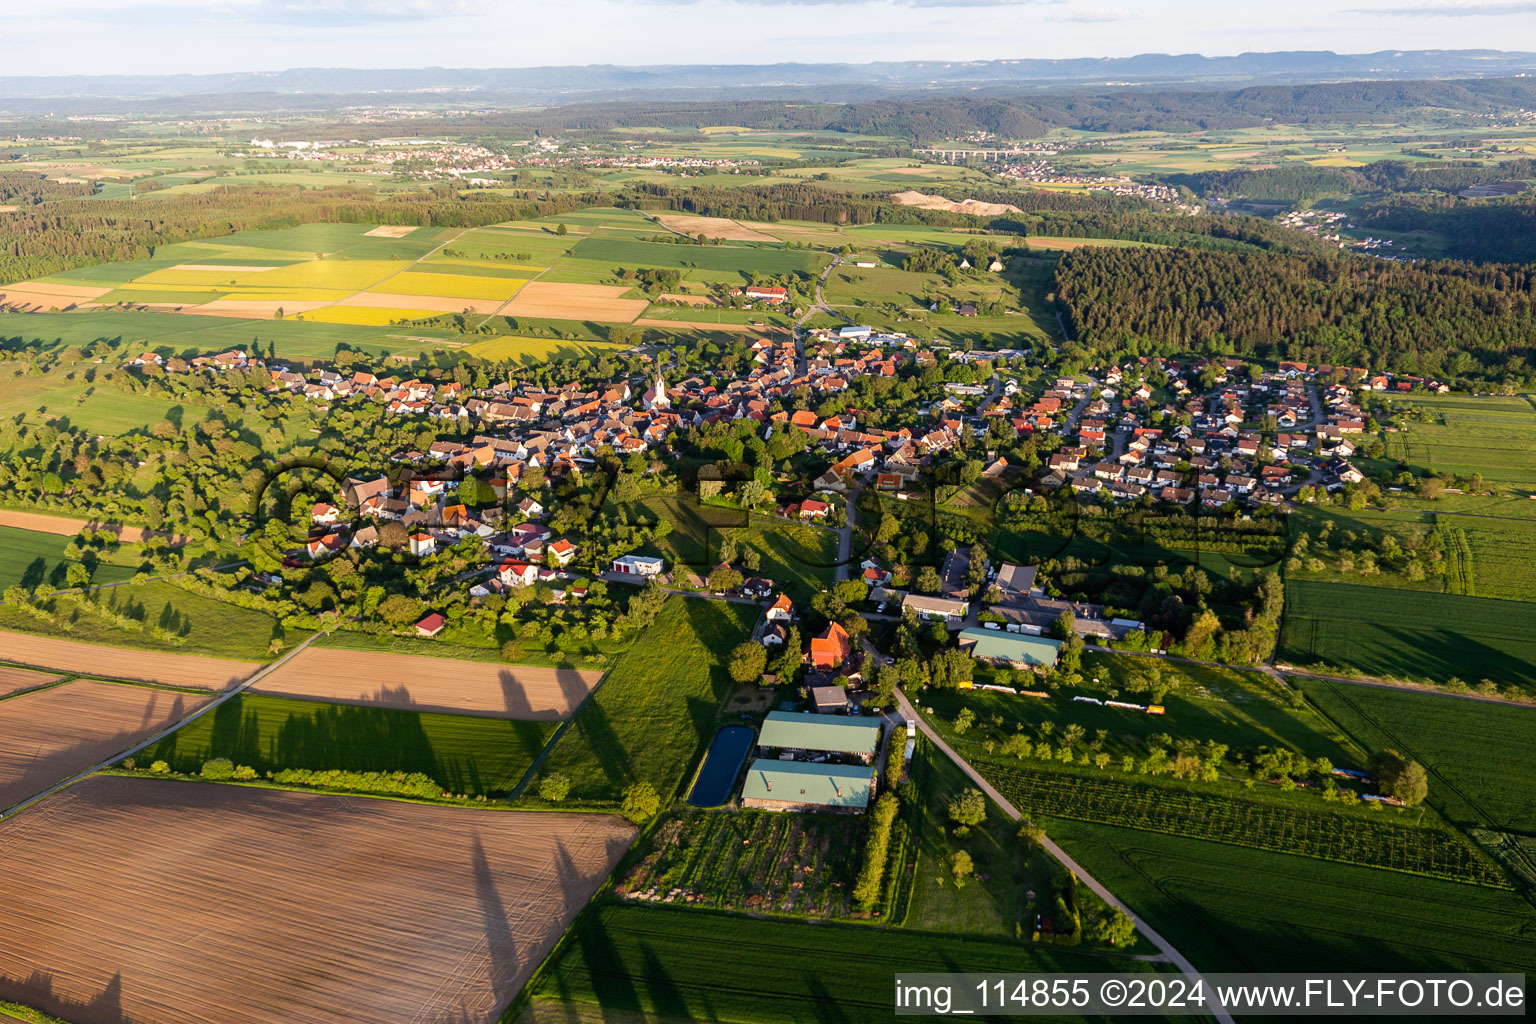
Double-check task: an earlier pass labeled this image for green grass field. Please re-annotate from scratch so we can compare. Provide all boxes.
[1046,817,1536,975]
[1279,579,1536,687]
[0,310,457,362]
[536,597,756,802]
[1301,679,1536,833]
[143,692,555,796]
[0,579,297,661]
[0,526,137,591]
[620,494,838,601]
[568,237,824,276]
[1383,394,1536,486]
[924,652,1358,769]
[527,903,1169,1024]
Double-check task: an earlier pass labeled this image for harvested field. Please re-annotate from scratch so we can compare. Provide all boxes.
[655,215,778,243]
[5,281,112,299]
[335,291,506,314]
[0,630,256,689]
[633,318,769,333]
[889,190,1020,216]
[0,508,186,544]
[0,205,17,213]
[0,776,635,1024]
[364,225,419,237]
[0,679,211,810]
[0,664,60,698]
[501,282,648,322]
[184,299,328,318]
[657,293,718,306]
[250,646,601,719]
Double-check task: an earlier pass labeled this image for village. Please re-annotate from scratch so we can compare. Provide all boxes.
[116,320,1458,816]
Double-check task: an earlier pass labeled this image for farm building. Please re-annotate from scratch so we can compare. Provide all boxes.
[739,760,876,812]
[757,711,882,763]
[957,628,1062,667]
[810,685,850,714]
[611,553,664,577]
[414,613,447,638]
[902,593,969,623]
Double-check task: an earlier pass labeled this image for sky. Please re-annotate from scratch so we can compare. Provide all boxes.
[8,0,1536,78]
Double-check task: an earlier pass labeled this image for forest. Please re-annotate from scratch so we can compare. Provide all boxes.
[1053,246,1536,383]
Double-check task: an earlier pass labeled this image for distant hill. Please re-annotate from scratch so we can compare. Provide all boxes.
[3,50,1536,107]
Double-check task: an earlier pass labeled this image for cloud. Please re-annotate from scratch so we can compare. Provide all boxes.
[250,0,492,25]
[1048,4,1133,20]
[1346,0,1536,14]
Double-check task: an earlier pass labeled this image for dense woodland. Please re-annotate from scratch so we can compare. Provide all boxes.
[1357,193,1536,264]
[1053,246,1536,383]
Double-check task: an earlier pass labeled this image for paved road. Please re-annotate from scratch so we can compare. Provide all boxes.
[895,687,1233,1023]
[833,487,861,583]
[0,629,329,821]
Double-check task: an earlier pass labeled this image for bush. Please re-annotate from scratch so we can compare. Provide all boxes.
[852,792,901,911]
[149,759,170,774]
[269,768,442,799]
[539,772,572,802]
[233,764,259,780]
[200,757,235,780]
[621,781,661,823]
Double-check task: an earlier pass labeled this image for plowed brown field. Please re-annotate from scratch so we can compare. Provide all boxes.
[0,508,186,544]
[0,664,60,698]
[0,630,256,689]
[655,215,778,243]
[501,282,647,323]
[0,776,634,1024]
[250,647,600,719]
[0,679,211,810]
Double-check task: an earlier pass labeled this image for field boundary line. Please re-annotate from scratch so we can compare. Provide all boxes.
[896,687,1235,1024]
[0,629,327,821]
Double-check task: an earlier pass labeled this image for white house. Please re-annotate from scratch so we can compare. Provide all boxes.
[612,553,664,577]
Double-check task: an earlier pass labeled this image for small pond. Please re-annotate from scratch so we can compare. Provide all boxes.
[686,725,754,807]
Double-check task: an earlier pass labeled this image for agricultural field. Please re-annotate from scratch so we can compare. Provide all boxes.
[527,903,1169,1024]
[536,597,756,802]
[0,628,257,688]
[250,645,602,719]
[616,811,867,917]
[617,494,839,601]
[1278,579,1536,688]
[0,663,61,698]
[143,692,557,797]
[0,678,212,810]
[979,761,1504,886]
[1300,678,1536,833]
[0,525,137,591]
[0,578,298,662]
[0,308,458,363]
[0,776,634,1024]
[922,653,1357,770]
[1381,393,1536,486]
[1045,817,1536,976]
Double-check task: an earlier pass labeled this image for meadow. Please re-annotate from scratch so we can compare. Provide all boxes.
[526,903,1168,1024]
[567,237,826,276]
[536,597,756,802]
[0,525,137,590]
[143,692,556,797]
[619,493,839,601]
[980,761,1502,886]
[1300,678,1536,834]
[0,578,296,661]
[923,653,1357,767]
[1278,579,1536,688]
[1382,393,1536,486]
[1044,817,1536,976]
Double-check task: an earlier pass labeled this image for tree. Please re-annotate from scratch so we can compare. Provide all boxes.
[708,565,743,592]
[621,781,660,823]
[727,641,768,684]
[1392,760,1429,806]
[500,639,525,662]
[1050,609,1076,641]
[915,566,942,595]
[952,707,975,735]
[555,222,568,235]
[65,563,91,589]
[1091,909,1137,947]
[538,773,571,802]
[947,787,986,828]
[377,593,421,628]
[950,849,974,886]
